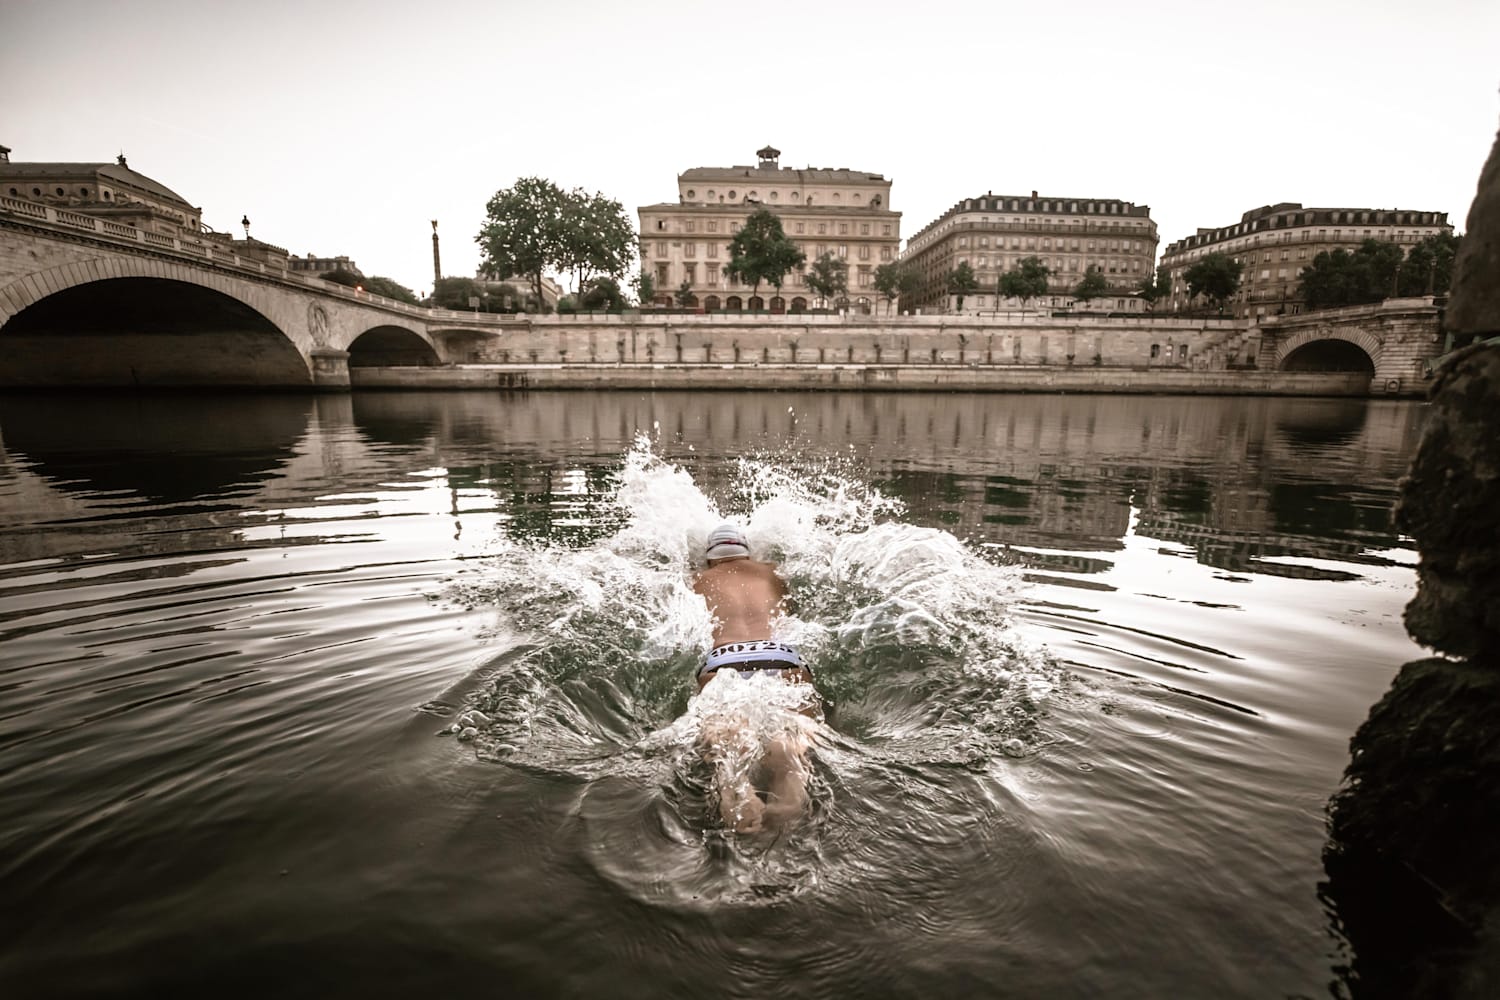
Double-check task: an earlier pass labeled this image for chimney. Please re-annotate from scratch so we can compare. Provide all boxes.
[0,145,10,163]
[1031,190,1038,199]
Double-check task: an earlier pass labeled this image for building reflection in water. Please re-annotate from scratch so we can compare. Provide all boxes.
[0,390,1425,574]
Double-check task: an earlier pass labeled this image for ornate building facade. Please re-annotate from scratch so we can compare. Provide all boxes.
[636,146,900,312]
[900,193,1159,314]
[0,146,203,237]
[1157,203,1452,319]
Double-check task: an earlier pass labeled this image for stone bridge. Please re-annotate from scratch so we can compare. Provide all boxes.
[0,195,1443,394]
[0,196,507,388]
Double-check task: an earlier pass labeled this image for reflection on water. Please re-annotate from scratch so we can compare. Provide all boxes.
[0,390,1427,998]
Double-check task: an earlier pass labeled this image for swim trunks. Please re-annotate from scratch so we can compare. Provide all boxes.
[699,640,805,680]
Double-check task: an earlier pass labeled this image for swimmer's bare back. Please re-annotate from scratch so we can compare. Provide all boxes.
[692,558,788,647]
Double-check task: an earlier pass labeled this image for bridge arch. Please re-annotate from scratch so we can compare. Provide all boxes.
[1275,328,1381,373]
[348,325,441,367]
[0,259,312,387]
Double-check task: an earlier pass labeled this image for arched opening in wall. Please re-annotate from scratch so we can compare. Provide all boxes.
[769,296,785,312]
[790,297,808,313]
[704,295,721,312]
[726,296,743,311]
[0,277,309,388]
[1281,339,1375,373]
[348,326,440,367]
[748,296,765,310]
[682,294,699,308]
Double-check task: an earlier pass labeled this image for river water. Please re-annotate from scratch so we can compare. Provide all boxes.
[0,390,1427,999]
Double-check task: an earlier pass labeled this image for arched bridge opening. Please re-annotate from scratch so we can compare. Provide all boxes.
[1280,339,1376,374]
[0,277,310,387]
[348,325,441,367]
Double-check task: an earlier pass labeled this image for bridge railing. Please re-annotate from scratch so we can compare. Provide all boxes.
[1,194,447,322]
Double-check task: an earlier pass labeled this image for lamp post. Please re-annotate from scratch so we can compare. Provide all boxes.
[241,215,251,240]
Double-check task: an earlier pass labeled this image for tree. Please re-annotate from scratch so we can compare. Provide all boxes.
[632,267,656,306]
[475,177,567,308]
[556,188,636,299]
[1136,271,1171,312]
[1072,268,1110,308]
[804,252,849,308]
[1298,240,1405,311]
[1183,252,1243,314]
[675,278,695,308]
[1397,232,1462,296]
[579,276,626,311]
[873,261,919,314]
[724,208,806,302]
[319,268,362,288]
[999,256,1052,307]
[946,261,979,312]
[362,275,418,304]
[432,276,483,310]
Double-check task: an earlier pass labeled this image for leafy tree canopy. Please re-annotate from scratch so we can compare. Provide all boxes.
[362,275,418,304]
[947,261,979,311]
[632,268,656,306]
[873,261,919,312]
[319,268,362,288]
[579,276,626,311]
[1298,239,1404,311]
[804,252,849,306]
[999,256,1051,304]
[1073,268,1110,304]
[1397,232,1462,297]
[675,278,696,307]
[1183,253,1243,312]
[475,177,566,309]
[556,189,636,299]
[725,209,807,300]
[1136,271,1171,310]
[433,276,485,311]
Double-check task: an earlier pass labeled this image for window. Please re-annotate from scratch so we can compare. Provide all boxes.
[795,222,805,234]
[684,220,695,233]
[708,243,718,258]
[656,220,667,231]
[880,248,891,261]
[860,223,870,235]
[882,225,892,236]
[686,190,696,199]
[708,220,718,233]
[655,242,667,258]
[1178,344,1188,361]
[838,245,848,258]
[1150,344,1161,358]
[684,243,696,258]
[859,246,870,260]
[817,223,827,234]
[839,223,849,235]
[959,237,969,248]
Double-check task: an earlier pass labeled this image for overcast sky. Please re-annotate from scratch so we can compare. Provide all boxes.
[4,0,1496,295]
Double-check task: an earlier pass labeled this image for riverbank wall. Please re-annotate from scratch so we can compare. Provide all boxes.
[350,362,1375,396]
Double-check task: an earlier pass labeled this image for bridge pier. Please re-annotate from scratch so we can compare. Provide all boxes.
[309,348,350,390]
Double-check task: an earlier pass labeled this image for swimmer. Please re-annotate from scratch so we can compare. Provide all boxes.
[692,522,817,832]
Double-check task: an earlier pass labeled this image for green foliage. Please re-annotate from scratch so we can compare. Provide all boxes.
[556,189,637,299]
[1136,271,1171,310]
[475,177,566,308]
[433,276,484,310]
[873,261,919,312]
[1397,232,1462,296]
[999,256,1051,305]
[319,268,362,288]
[633,268,656,306]
[946,261,979,311]
[1183,253,1243,312]
[580,276,626,311]
[1298,239,1405,310]
[804,252,849,307]
[1073,268,1110,304]
[675,279,695,308]
[362,275,418,304]
[724,209,807,300]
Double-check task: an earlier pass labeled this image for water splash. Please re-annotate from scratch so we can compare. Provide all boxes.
[446,431,1062,801]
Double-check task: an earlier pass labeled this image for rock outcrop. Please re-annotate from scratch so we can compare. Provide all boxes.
[1324,127,1500,998]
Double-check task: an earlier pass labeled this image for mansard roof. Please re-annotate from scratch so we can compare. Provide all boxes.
[678,165,888,184]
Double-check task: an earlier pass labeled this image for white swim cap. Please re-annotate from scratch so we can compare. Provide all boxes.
[705,522,750,561]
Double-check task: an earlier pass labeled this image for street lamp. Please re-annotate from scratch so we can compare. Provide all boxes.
[241,215,251,240]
